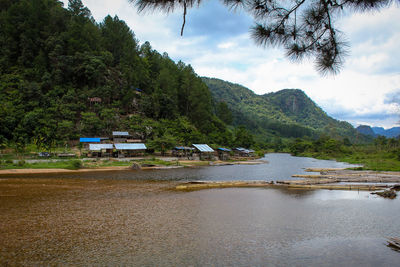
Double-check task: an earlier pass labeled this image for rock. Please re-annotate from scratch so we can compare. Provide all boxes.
[391,184,400,191]
[130,162,142,170]
[373,189,397,199]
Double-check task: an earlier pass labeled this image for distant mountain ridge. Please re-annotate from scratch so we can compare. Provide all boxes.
[202,77,361,141]
[356,125,376,137]
[356,125,400,138]
[372,127,400,138]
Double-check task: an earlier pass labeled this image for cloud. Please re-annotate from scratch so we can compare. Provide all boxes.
[384,89,400,105]
[339,4,400,75]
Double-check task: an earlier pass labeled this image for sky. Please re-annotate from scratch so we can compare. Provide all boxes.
[62,0,400,129]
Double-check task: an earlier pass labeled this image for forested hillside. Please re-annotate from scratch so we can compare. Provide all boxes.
[0,0,371,154]
[203,77,363,142]
[0,0,234,151]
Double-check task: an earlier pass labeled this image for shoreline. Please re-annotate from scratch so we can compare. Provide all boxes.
[0,159,266,176]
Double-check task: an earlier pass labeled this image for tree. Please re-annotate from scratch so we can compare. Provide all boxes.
[80,112,103,136]
[216,101,233,125]
[129,0,398,74]
[147,132,178,155]
[234,126,254,148]
[68,0,91,18]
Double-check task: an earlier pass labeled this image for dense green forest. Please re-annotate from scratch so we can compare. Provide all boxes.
[0,0,243,152]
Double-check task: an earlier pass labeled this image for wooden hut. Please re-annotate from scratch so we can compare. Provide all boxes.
[217,148,231,160]
[233,147,254,157]
[172,146,194,158]
[79,137,101,149]
[88,144,114,157]
[112,131,130,143]
[114,143,146,157]
[193,144,215,160]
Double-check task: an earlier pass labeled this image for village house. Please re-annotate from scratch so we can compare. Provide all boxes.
[193,144,215,160]
[114,143,147,158]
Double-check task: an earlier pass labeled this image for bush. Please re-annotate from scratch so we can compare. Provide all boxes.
[17,160,25,166]
[69,160,82,170]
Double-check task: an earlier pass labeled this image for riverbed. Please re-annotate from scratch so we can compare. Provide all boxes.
[0,154,399,266]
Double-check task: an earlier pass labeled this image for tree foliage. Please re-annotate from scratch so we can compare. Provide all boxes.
[0,0,233,149]
[129,0,398,74]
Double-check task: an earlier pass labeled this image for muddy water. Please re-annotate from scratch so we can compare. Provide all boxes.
[1,177,399,266]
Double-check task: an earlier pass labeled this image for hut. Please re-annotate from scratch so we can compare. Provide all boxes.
[114,143,147,157]
[80,137,101,143]
[193,144,215,160]
[217,148,231,160]
[233,147,255,157]
[112,131,130,143]
[79,137,101,149]
[88,144,114,158]
[172,146,194,158]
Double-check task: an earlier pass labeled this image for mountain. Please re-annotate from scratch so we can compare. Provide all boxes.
[372,127,400,138]
[356,126,400,138]
[356,125,376,137]
[203,77,362,141]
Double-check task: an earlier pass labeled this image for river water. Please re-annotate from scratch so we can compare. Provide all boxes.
[0,153,399,266]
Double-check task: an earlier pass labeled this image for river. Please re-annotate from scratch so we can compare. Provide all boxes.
[0,153,398,266]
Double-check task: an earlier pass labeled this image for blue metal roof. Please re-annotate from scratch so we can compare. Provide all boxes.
[193,144,214,152]
[218,148,232,152]
[114,143,147,150]
[80,138,101,143]
[89,144,114,151]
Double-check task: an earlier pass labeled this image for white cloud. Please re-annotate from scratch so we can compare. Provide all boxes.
[217,42,236,49]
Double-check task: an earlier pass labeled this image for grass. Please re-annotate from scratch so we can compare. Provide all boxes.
[178,160,210,167]
[0,157,184,171]
[336,153,400,171]
[0,160,83,170]
[299,149,400,172]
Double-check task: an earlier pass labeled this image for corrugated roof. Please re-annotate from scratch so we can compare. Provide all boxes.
[89,144,114,151]
[80,137,101,143]
[218,148,231,152]
[114,143,146,150]
[193,144,214,152]
[112,131,130,136]
[234,147,254,153]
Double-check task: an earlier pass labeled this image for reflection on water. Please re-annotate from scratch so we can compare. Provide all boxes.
[0,178,399,266]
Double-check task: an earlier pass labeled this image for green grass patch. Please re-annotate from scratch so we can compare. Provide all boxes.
[298,149,400,172]
[0,160,84,170]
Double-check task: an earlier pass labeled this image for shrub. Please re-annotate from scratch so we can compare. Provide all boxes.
[69,160,82,170]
